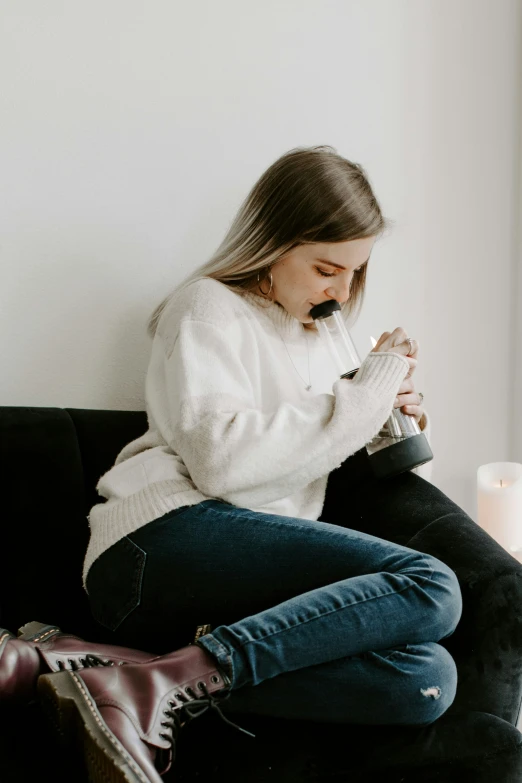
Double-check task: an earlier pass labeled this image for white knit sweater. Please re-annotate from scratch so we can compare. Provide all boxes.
[83,278,433,586]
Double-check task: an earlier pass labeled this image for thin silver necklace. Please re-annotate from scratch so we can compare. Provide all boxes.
[275,326,312,391]
[256,270,312,391]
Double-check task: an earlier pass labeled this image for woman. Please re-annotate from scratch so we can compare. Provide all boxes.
[2,146,463,783]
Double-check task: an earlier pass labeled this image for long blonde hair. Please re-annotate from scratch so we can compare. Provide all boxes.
[147,145,392,338]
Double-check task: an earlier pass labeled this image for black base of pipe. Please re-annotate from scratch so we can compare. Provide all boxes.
[368,432,433,479]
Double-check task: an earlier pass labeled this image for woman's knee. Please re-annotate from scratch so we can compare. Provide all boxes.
[415,642,459,725]
[392,642,458,726]
[427,556,463,640]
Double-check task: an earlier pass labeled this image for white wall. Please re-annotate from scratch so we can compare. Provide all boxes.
[1,0,520,519]
[513,24,522,466]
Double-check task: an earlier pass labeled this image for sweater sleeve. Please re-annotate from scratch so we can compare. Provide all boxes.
[162,318,411,508]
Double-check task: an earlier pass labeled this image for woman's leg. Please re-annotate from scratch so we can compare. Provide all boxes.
[216,449,466,725]
[86,475,463,726]
[319,447,467,549]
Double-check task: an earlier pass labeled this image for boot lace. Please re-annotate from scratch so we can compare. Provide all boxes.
[57,654,117,672]
[158,681,256,762]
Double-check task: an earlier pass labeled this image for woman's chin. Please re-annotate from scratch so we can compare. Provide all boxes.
[278,300,314,322]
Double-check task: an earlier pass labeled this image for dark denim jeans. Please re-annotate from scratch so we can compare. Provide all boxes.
[86,448,463,726]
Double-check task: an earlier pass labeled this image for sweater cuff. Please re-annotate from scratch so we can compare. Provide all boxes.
[351,352,410,395]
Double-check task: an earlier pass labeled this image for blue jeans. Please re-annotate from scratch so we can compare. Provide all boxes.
[86,448,463,726]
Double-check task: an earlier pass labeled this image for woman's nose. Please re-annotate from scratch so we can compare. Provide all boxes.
[326,276,353,304]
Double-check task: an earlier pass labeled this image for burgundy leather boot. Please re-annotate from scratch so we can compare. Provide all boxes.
[0,621,159,703]
[37,641,255,783]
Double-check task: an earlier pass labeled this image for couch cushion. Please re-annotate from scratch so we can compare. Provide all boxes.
[0,406,146,639]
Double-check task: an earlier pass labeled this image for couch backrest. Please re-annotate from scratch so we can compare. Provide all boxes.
[0,406,147,640]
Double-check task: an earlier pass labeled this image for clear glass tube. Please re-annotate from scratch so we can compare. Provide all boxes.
[315,311,360,376]
[315,312,421,441]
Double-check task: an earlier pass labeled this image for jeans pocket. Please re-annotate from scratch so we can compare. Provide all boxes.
[86,536,147,632]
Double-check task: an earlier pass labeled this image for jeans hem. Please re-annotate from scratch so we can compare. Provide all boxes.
[196,633,236,689]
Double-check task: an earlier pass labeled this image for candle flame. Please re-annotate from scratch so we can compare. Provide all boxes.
[370,336,377,348]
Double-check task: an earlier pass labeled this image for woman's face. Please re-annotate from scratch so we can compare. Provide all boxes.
[263,236,376,323]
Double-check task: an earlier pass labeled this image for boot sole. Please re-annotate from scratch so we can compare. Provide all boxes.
[38,671,153,783]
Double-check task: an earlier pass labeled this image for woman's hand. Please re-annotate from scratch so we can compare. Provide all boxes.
[394,376,425,426]
[372,328,425,426]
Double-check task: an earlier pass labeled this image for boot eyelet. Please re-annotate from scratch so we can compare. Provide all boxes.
[197,681,206,690]
[210,675,220,684]
[174,693,183,699]
[168,699,176,707]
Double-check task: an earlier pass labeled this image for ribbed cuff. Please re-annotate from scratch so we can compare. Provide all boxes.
[351,352,410,395]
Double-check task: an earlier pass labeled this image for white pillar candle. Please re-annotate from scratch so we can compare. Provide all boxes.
[477,462,522,559]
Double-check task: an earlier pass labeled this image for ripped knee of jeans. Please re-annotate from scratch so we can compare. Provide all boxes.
[420,685,441,699]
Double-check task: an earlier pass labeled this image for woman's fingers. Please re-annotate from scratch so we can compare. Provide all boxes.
[397,377,415,396]
[394,391,423,409]
[399,401,424,425]
[371,329,419,378]
[404,357,417,377]
[373,329,419,358]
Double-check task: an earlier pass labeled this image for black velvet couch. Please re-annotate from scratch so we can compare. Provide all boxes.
[1,405,522,782]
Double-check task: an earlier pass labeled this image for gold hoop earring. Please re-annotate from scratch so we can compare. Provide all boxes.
[257,269,273,297]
